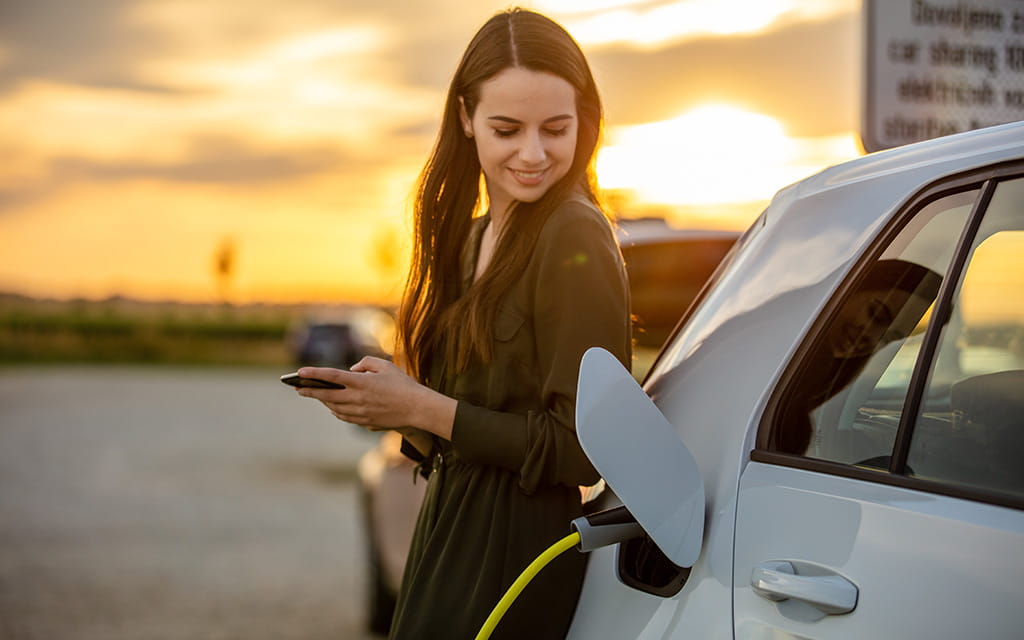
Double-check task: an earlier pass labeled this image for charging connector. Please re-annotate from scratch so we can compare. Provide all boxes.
[571,505,644,552]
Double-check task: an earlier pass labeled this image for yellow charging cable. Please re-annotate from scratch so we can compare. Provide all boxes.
[473,531,582,640]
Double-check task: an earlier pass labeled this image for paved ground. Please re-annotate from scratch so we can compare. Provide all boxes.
[0,366,383,640]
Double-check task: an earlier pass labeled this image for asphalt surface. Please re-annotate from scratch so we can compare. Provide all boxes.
[0,365,382,640]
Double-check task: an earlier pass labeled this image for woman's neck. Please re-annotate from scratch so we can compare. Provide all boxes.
[474,214,501,283]
[488,199,511,236]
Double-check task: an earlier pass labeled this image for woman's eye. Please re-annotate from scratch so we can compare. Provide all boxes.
[544,127,569,137]
[868,300,894,325]
[493,129,518,138]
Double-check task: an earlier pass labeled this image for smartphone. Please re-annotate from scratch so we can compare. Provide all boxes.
[280,372,345,389]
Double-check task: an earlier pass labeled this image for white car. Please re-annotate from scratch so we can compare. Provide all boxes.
[568,120,1024,640]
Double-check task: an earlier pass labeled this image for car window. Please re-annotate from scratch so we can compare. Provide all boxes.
[906,177,1024,498]
[771,189,977,463]
[766,172,1024,507]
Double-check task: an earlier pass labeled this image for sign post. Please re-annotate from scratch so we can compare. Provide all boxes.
[863,0,1024,152]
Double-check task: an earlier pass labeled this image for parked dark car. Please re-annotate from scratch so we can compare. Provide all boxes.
[617,219,738,349]
[288,307,394,369]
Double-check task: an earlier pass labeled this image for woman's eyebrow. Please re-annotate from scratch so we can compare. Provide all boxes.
[487,114,575,124]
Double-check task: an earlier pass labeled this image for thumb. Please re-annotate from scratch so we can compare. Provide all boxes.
[350,355,386,373]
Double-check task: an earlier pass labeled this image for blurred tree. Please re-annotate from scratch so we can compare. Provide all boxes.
[213,236,236,305]
[372,225,403,287]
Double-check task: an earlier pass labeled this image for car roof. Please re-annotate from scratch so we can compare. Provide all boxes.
[645,122,1024,505]
[775,120,1024,209]
[657,120,1024,378]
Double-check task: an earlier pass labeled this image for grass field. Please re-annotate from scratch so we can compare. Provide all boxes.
[0,293,664,381]
[0,293,367,366]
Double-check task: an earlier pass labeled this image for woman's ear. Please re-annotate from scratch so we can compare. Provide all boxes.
[458,97,474,138]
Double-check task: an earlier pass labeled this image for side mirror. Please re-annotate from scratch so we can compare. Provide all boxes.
[575,347,705,567]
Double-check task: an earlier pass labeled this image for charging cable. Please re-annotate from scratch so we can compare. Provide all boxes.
[473,506,643,640]
[473,531,581,640]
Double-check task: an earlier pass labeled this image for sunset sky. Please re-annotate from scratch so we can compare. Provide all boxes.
[0,0,862,304]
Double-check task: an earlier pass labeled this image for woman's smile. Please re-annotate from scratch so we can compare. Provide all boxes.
[511,167,549,184]
[460,67,578,217]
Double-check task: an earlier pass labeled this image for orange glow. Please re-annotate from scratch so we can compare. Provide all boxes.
[962,232,1024,325]
[0,172,415,305]
[0,2,860,303]
[597,105,860,212]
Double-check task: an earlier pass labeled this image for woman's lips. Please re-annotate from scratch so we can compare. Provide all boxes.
[511,168,548,185]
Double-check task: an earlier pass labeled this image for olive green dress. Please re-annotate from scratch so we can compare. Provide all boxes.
[389,200,632,640]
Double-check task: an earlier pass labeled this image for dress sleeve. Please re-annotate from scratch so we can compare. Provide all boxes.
[450,203,632,494]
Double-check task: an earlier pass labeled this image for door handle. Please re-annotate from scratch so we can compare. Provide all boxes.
[750,561,858,615]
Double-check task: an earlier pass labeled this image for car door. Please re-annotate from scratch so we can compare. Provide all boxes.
[733,168,1024,638]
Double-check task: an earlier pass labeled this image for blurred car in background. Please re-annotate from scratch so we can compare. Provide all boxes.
[355,219,738,635]
[617,218,738,350]
[288,306,395,369]
[357,430,426,634]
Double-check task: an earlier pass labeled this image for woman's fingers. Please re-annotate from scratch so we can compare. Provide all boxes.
[300,386,379,424]
[326,404,390,431]
[298,361,395,389]
[298,387,365,413]
[349,356,384,373]
[295,358,422,432]
[296,366,353,387]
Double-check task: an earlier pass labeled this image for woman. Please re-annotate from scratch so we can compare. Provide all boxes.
[773,259,942,456]
[295,9,631,639]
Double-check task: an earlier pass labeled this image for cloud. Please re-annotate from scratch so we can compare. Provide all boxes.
[0,135,364,211]
[0,0,494,95]
[541,0,856,46]
[0,0,186,94]
[68,136,354,183]
[0,1,861,211]
[588,10,859,136]
[0,0,859,136]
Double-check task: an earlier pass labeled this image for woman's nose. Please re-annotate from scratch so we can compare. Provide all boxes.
[518,132,546,164]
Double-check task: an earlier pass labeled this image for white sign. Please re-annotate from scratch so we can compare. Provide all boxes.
[863,0,1024,152]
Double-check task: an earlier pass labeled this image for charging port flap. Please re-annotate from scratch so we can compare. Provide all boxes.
[575,347,705,567]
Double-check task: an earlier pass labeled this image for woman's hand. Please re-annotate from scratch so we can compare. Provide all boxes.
[295,356,456,441]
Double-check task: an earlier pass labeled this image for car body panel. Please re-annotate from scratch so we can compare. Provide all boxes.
[567,121,1024,640]
[734,462,1024,639]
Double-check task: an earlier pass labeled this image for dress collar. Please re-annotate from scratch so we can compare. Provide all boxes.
[460,212,490,293]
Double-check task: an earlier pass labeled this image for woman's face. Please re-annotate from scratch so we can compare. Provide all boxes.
[826,288,919,359]
[460,67,578,217]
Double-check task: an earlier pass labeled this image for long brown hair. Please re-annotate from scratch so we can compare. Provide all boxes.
[398,8,605,383]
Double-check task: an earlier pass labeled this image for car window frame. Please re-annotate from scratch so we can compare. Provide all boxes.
[754,159,1024,512]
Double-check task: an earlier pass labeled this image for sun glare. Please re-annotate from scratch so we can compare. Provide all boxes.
[597,105,859,208]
